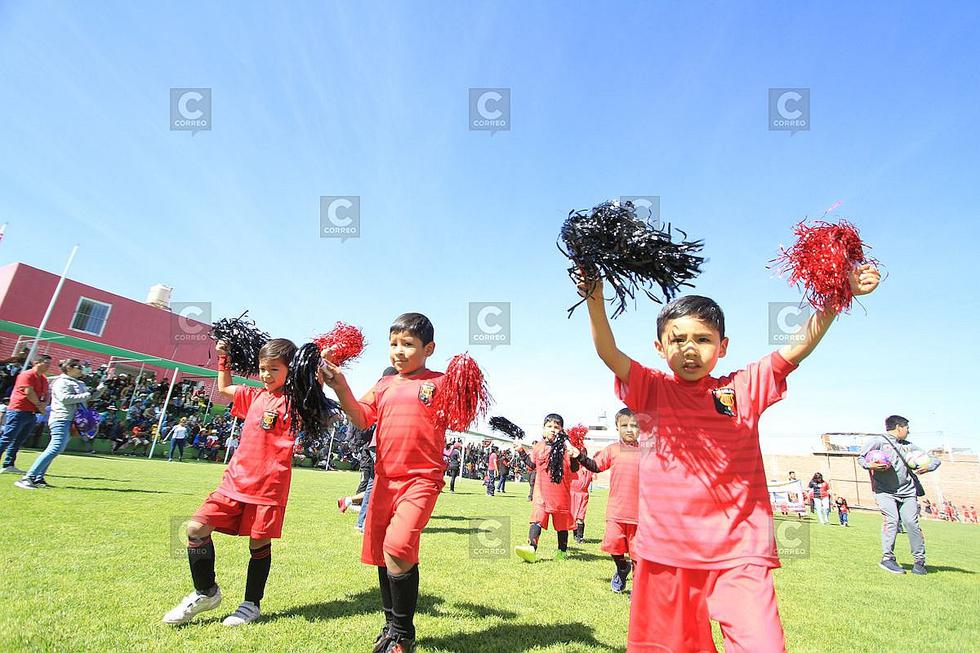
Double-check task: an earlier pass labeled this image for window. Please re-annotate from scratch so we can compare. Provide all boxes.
[70,297,112,336]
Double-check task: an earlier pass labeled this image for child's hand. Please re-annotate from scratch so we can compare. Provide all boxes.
[575,268,602,300]
[849,264,880,297]
[567,445,581,459]
[319,357,345,390]
[216,340,230,355]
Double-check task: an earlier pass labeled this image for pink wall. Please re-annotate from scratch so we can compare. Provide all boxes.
[0,262,215,368]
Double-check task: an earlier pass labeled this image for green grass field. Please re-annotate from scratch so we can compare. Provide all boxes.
[1,451,977,653]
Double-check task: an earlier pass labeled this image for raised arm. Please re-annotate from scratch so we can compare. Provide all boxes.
[779,264,880,366]
[215,340,239,400]
[320,358,372,430]
[581,278,631,384]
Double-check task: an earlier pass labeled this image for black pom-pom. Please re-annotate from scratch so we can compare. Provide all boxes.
[489,416,525,440]
[284,343,339,438]
[210,311,270,376]
[558,200,705,318]
[547,432,568,484]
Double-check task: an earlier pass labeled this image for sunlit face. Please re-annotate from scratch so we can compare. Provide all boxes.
[542,419,562,443]
[389,330,434,376]
[894,424,910,441]
[258,357,289,393]
[65,362,84,378]
[36,358,52,374]
[655,316,728,382]
[616,415,639,445]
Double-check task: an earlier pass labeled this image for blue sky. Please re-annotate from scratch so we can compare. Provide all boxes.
[2,2,978,453]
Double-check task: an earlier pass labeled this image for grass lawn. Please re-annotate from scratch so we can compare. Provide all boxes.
[1,451,978,653]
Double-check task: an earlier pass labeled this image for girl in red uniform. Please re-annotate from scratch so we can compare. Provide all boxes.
[570,453,593,544]
[514,414,581,562]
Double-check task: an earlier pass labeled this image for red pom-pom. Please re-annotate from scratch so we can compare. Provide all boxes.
[565,424,589,450]
[774,219,875,313]
[433,353,493,432]
[313,322,367,367]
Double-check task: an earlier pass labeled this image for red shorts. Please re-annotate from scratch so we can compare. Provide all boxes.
[601,520,637,557]
[628,558,786,653]
[530,506,576,531]
[192,491,286,539]
[362,475,444,566]
[570,491,590,521]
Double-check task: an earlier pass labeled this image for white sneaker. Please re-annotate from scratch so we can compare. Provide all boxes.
[222,601,260,626]
[162,587,222,625]
[14,478,37,490]
[2,466,24,474]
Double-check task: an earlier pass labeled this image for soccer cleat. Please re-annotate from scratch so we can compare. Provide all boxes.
[14,478,37,490]
[555,550,568,562]
[385,633,416,653]
[878,559,906,575]
[222,601,260,626]
[611,572,626,593]
[338,496,352,513]
[373,624,394,653]
[162,586,222,625]
[911,562,928,575]
[514,545,537,563]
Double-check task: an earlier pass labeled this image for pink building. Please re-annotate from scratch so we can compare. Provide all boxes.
[0,262,231,395]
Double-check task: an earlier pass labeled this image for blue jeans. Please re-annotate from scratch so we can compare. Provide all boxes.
[26,419,72,481]
[497,473,507,493]
[168,439,185,461]
[0,409,38,468]
[356,475,374,529]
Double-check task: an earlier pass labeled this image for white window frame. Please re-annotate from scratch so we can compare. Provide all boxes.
[68,296,113,337]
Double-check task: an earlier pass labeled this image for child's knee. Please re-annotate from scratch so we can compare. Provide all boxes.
[249,537,272,551]
[186,521,213,540]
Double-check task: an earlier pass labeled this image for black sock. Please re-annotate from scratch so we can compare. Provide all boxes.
[557,530,569,552]
[528,523,542,549]
[387,564,419,640]
[187,536,216,595]
[613,554,631,582]
[244,543,272,606]
[378,566,394,625]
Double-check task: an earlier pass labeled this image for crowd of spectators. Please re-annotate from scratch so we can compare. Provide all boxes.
[452,439,534,483]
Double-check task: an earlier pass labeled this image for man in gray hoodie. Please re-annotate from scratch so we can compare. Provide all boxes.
[858,415,940,575]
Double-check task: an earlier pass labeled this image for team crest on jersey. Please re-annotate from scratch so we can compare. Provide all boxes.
[711,387,736,417]
[418,381,436,406]
[260,410,278,431]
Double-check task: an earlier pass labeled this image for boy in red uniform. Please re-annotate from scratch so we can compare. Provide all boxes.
[514,414,581,563]
[163,338,317,627]
[570,451,593,544]
[322,313,447,653]
[575,407,640,593]
[578,265,880,652]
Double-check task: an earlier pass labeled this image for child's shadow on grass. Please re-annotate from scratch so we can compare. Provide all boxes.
[62,486,193,495]
[425,621,618,653]
[428,514,472,523]
[425,526,476,536]
[910,564,975,574]
[267,591,515,623]
[52,474,130,482]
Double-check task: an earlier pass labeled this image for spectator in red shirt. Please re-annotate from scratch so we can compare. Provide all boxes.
[322,312,451,653]
[514,414,581,563]
[0,355,51,474]
[486,446,498,496]
[577,264,880,653]
[163,338,326,628]
[809,473,832,525]
[576,407,641,593]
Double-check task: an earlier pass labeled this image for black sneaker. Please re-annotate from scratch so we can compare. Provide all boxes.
[385,633,416,653]
[879,559,906,574]
[33,478,52,488]
[911,562,928,575]
[372,625,393,653]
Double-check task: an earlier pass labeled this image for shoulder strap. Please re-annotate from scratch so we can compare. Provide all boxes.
[881,435,912,467]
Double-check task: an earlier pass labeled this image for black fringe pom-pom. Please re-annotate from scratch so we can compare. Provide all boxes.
[558,200,706,318]
[547,432,568,484]
[210,311,270,376]
[489,416,525,440]
[284,343,340,439]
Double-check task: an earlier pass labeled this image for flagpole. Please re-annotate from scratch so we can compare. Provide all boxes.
[25,244,79,366]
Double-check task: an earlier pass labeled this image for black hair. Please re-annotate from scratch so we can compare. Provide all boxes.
[656,295,725,340]
[389,312,435,346]
[811,472,823,483]
[614,407,634,424]
[258,338,298,364]
[34,354,52,365]
[543,413,564,427]
[59,358,81,373]
[885,415,909,431]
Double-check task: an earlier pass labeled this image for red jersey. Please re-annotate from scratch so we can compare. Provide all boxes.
[358,370,447,481]
[8,368,49,412]
[216,386,294,506]
[571,467,593,494]
[591,442,641,524]
[531,440,574,513]
[615,351,797,569]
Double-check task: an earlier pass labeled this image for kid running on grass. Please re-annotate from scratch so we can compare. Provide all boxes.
[570,448,593,544]
[514,414,581,563]
[321,313,448,653]
[578,264,880,652]
[163,338,323,627]
[574,407,640,593]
